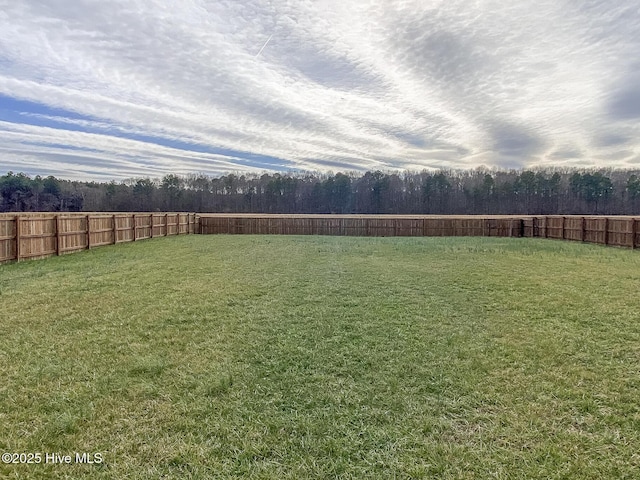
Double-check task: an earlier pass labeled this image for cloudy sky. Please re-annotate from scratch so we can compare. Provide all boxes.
[1,0,640,181]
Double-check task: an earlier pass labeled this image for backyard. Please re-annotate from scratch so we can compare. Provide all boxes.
[1,235,639,479]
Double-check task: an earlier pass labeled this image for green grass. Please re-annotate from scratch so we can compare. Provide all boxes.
[1,235,640,479]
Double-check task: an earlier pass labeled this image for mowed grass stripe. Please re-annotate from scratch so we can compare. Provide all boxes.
[0,235,639,479]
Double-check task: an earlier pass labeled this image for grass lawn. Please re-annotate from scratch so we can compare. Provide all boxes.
[1,235,640,479]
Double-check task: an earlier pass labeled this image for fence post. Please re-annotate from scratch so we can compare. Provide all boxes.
[165,213,169,236]
[581,217,586,242]
[133,214,137,241]
[149,214,154,239]
[603,217,609,245]
[86,215,91,249]
[561,217,566,239]
[632,218,637,249]
[113,214,117,244]
[55,215,61,256]
[15,215,21,262]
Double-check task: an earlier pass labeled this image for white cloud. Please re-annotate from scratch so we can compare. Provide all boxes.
[1,0,640,180]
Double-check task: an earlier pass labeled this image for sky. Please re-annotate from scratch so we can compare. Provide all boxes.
[1,0,640,181]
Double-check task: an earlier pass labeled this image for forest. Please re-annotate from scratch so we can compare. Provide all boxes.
[2,168,640,215]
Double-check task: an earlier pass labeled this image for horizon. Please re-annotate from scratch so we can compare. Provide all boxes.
[3,164,640,186]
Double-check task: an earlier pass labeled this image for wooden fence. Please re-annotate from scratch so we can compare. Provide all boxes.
[198,214,639,249]
[1,213,638,263]
[0,213,196,263]
[198,214,527,238]
[524,215,639,249]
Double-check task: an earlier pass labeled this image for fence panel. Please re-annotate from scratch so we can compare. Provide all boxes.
[563,217,584,242]
[19,217,57,260]
[0,217,16,262]
[584,217,606,244]
[607,217,634,247]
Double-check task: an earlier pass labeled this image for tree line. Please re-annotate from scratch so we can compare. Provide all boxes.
[2,168,640,215]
